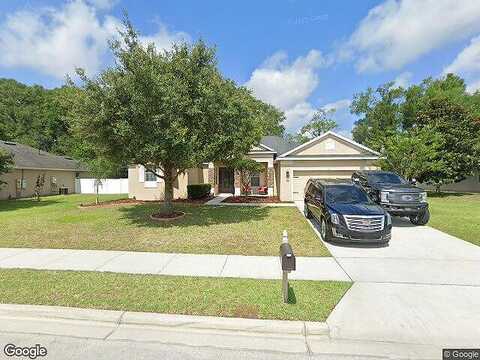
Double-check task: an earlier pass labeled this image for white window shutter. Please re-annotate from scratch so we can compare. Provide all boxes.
[138,165,145,183]
[156,169,162,182]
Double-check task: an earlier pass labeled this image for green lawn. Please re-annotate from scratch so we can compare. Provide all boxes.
[428,192,480,247]
[0,194,329,256]
[0,269,350,321]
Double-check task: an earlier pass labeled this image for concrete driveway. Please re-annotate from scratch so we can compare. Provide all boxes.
[295,200,480,355]
[295,200,480,285]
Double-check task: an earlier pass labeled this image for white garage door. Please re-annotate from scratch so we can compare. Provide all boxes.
[291,170,353,201]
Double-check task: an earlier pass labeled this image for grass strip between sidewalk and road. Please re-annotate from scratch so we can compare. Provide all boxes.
[0,269,351,321]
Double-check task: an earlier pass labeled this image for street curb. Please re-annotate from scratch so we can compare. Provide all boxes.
[0,304,330,337]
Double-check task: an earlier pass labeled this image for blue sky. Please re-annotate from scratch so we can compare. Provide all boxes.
[1,0,480,136]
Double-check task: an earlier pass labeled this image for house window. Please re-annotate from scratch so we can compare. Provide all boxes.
[250,172,260,187]
[145,170,157,182]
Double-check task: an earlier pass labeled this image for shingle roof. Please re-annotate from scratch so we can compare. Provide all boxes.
[0,140,87,171]
[259,136,298,156]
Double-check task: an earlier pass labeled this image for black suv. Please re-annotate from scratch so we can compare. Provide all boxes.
[304,179,392,244]
[351,171,429,225]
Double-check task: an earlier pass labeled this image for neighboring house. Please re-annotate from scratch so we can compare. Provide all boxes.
[128,131,380,202]
[0,140,88,200]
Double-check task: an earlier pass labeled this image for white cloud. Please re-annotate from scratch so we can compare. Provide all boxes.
[86,0,118,10]
[139,24,190,51]
[321,99,351,112]
[321,99,356,137]
[284,102,317,129]
[345,0,480,72]
[393,71,412,88]
[443,35,480,93]
[466,80,480,93]
[245,50,328,130]
[0,0,190,79]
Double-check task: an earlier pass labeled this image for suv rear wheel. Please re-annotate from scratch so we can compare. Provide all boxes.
[320,217,333,242]
[409,208,430,225]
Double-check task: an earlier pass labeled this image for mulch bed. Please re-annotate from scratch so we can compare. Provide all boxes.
[223,196,282,203]
[79,195,214,208]
[150,211,186,221]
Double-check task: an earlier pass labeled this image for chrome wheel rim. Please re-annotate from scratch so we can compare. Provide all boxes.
[321,219,326,239]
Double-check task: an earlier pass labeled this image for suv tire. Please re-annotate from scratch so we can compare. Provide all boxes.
[320,217,333,242]
[304,203,312,219]
[409,208,430,225]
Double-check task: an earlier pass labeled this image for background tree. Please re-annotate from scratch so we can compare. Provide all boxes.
[286,108,338,144]
[229,157,264,195]
[0,78,79,156]
[73,19,266,215]
[0,149,14,188]
[376,127,446,184]
[351,74,480,189]
[350,82,404,151]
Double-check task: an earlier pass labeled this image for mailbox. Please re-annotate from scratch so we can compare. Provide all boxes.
[280,243,296,272]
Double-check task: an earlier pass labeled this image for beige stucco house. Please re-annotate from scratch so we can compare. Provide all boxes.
[0,140,88,200]
[128,131,381,202]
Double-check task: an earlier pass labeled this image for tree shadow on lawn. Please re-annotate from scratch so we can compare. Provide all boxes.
[0,198,62,212]
[118,203,271,228]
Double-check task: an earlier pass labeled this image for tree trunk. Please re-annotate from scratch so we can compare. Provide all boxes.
[162,168,174,215]
[95,181,99,205]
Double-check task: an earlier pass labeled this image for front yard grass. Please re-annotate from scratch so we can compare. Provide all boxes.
[428,192,480,247]
[0,269,350,321]
[0,194,329,256]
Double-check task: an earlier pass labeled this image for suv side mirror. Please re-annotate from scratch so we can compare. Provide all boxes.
[352,177,360,185]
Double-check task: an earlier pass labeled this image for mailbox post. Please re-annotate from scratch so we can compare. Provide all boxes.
[279,230,296,303]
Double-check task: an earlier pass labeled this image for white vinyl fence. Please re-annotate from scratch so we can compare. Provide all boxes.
[75,178,129,194]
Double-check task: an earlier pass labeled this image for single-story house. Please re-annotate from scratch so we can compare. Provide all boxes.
[0,140,88,200]
[128,131,381,202]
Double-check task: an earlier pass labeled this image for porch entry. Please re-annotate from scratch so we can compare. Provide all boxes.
[218,167,235,193]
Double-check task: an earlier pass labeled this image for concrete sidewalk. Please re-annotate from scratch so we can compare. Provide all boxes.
[0,248,349,281]
[205,193,232,205]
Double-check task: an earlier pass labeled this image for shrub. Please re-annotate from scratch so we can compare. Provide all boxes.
[187,184,212,199]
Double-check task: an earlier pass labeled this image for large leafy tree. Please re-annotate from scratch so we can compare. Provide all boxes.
[376,127,446,183]
[351,82,404,150]
[74,20,265,215]
[0,149,13,187]
[351,74,480,188]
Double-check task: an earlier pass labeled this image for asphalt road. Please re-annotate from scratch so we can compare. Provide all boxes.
[0,332,381,360]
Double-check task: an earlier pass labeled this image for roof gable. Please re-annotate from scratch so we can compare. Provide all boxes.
[0,141,87,171]
[278,131,379,159]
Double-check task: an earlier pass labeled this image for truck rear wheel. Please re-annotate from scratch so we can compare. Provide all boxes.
[409,208,430,225]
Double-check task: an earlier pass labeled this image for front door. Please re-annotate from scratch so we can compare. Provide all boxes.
[218,167,235,193]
